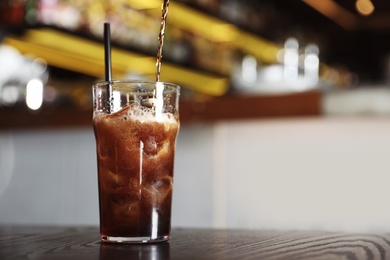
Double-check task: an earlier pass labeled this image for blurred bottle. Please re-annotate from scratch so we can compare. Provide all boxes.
[0,0,25,27]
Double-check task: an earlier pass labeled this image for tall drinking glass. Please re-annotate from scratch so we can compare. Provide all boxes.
[92,80,180,243]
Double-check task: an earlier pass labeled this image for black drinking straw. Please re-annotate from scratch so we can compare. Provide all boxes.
[104,22,113,113]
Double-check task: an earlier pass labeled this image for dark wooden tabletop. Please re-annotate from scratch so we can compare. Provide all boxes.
[1,226,390,260]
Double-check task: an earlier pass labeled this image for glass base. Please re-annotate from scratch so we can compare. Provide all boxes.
[100,235,170,244]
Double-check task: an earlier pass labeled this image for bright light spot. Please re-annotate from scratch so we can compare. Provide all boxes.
[305,44,319,56]
[0,45,24,84]
[39,0,59,24]
[42,0,58,5]
[304,54,319,70]
[284,66,298,80]
[262,65,283,83]
[284,50,299,65]
[58,5,81,29]
[139,141,144,185]
[112,90,121,112]
[284,37,299,50]
[32,58,47,75]
[155,82,164,122]
[304,44,320,83]
[284,50,299,80]
[242,55,257,85]
[151,209,158,239]
[284,38,299,80]
[356,0,374,16]
[26,79,43,110]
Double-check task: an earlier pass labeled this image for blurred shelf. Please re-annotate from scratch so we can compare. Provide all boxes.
[2,0,281,97]
[164,1,279,63]
[0,90,322,130]
[4,28,228,96]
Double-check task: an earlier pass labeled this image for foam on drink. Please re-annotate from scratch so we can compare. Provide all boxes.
[118,103,178,124]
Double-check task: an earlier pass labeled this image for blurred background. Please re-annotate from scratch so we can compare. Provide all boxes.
[1,0,390,232]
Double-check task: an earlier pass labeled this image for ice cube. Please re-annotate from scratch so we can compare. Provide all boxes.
[144,136,158,155]
[142,176,173,204]
[120,202,140,218]
[111,180,141,204]
[100,170,121,191]
[156,142,169,157]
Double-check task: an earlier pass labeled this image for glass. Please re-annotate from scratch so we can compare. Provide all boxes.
[92,80,180,243]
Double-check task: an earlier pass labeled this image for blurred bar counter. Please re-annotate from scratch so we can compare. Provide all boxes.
[180,90,321,123]
[0,90,321,129]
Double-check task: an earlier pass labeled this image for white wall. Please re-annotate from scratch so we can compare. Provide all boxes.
[220,117,390,232]
[1,117,390,232]
[0,128,99,226]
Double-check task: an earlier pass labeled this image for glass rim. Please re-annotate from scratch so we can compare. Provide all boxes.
[93,80,180,93]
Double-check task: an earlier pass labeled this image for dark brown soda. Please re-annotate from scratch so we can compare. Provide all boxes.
[93,105,179,239]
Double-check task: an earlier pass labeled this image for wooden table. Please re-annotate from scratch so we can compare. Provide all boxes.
[1,226,390,260]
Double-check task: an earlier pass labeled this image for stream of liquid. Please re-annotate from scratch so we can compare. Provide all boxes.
[155,0,170,82]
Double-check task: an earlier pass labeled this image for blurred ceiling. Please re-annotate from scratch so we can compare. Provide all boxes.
[259,0,390,83]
